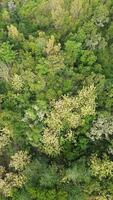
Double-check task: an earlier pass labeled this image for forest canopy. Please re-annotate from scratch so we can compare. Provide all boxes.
[0,0,113,199]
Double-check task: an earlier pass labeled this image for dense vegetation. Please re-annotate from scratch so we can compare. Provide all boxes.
[0,0,113,199]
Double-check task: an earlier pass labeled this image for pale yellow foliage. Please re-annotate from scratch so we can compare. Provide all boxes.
[70,0,83,19]
[90,155,113,180]
[45,35,61,56]
[70,0,89,19]
[0,127,30,197]
[5,173,26,188]
[42,129,60,156]
[46,84,96,132]
[0,173,26,197]
[43,84,96,155]
[65,130,74,142]
[47,54,65,71]
[21,70,35,84]
[7,24,19,39]
[78,84,96,117]
[45,35,65,71]
[10,151,30,171]
[0,62,9,82]
[0,166,5,178]
[12,74,23,91]
[49,0,66,28]
[0,151,30,197]
[95,196,107,200]
[0,127,12,153]
[2,10,10,21]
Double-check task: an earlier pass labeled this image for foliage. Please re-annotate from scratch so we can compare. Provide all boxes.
[0,42,16,64]
[90,154,113,180]
[87,116,113,141]
[42,84,96,156]
[0,0,113,199]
